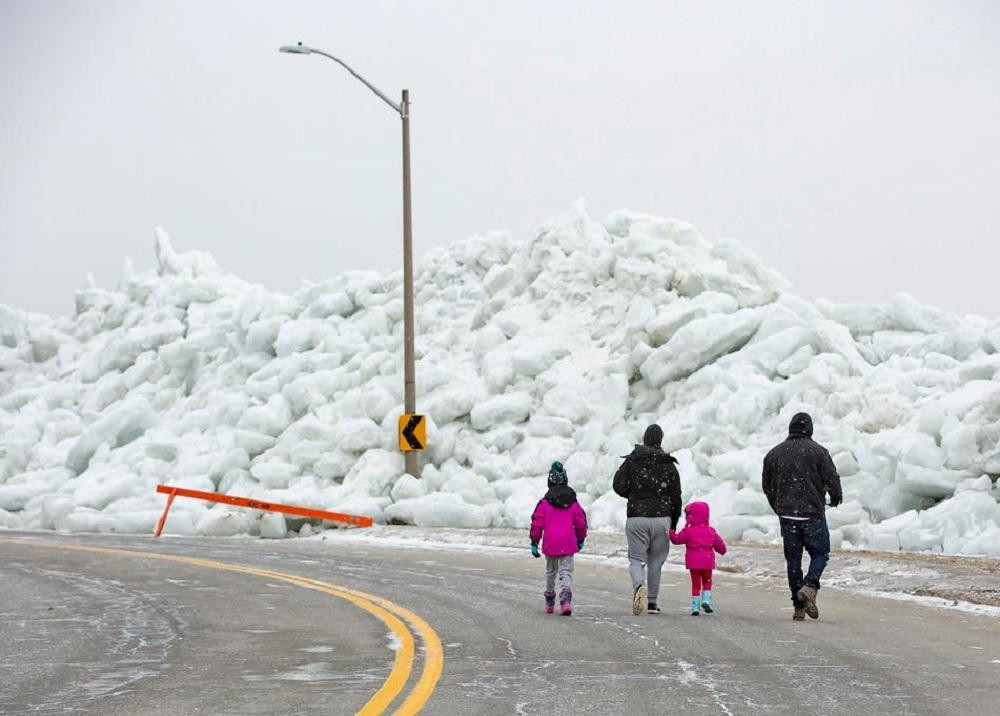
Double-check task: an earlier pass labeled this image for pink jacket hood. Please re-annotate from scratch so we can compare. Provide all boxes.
[669,501,727,570]
[685,501,710,526]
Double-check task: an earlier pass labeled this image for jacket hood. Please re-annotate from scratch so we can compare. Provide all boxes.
[544,484,577,509]
[643,424,664,448]
[623,444,679,465]
[788,412,813,438]
[684,501,710,526]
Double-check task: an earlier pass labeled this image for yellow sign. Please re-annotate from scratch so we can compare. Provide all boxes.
[398,414,427,452]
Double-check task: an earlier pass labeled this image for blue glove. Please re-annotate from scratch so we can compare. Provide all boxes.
[577,540,585,550]
[530,543,540,558]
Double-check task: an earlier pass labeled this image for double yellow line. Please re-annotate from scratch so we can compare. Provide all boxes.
[1,538,443,715]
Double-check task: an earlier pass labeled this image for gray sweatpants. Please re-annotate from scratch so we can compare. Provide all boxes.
[626,516,671,604]
[545,555,574,594]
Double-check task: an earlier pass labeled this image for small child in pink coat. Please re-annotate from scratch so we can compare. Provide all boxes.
[669,501,727,615]
[530,462,588,616]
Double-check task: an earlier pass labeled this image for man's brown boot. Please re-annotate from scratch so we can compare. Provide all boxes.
[797,586,819,619]
[793,607,806,621]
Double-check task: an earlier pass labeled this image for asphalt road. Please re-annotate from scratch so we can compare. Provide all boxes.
[1,531,998,715]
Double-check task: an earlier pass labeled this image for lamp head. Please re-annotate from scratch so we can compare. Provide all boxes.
[279,42,313,55]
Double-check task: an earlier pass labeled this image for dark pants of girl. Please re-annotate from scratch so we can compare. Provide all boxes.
[689,569,713,595]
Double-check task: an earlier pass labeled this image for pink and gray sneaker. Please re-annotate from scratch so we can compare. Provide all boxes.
[544,591,556,614]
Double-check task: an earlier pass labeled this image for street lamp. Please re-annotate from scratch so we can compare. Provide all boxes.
[280,41,420,479]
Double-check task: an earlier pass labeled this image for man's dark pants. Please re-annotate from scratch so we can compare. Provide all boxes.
[779,516,830,607]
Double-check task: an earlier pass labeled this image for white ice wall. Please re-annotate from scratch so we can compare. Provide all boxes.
[1,203,998,554]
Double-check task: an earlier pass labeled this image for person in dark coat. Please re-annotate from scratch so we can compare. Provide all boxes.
[762,412,842,621]
[613,424,682,614]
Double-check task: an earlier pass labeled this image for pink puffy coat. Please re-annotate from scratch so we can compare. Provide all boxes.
[530,497,588,557]
[668,501,727,570]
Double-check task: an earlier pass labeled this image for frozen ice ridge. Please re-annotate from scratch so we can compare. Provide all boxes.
[1,202,998,554]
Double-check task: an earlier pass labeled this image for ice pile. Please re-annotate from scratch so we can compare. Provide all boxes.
[1,202,999,554]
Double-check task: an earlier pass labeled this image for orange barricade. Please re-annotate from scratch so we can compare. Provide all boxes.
[154,484,373,537]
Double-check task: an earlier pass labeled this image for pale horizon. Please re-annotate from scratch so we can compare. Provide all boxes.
[2,0,998,320]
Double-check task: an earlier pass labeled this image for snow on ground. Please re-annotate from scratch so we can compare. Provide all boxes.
[1,203,999,554]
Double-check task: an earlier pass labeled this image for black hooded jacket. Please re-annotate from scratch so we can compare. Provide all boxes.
[612,425,682,528]
[762,413,843,518]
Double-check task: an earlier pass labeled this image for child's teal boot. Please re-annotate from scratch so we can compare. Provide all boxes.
[701,590,714,614]
[690,595,701,616]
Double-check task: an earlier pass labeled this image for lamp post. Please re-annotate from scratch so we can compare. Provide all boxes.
[280,42,419,479]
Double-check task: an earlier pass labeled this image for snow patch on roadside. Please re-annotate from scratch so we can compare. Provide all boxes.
[846,588,1000,619]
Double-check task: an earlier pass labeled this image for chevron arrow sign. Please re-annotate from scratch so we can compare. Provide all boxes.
[398,414,427,452]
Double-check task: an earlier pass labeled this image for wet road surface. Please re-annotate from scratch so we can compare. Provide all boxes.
[2,531,998,715]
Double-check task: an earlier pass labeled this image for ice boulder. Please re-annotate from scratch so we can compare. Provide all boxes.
[0,468,71,511]
[441,470,496,506]
[641,310,762,386]
[384,492,497,528]
[256,511,288,539]
[510,336,571,378]
[390,474,429,502]
[65,400,155,475]
[342,450,404,497]
[646,292,739,347]
[196,506,254,536]
[470,392,532,431]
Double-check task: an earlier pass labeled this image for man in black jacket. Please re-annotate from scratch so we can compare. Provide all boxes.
[613,424,682,615]
[762,412,842,621]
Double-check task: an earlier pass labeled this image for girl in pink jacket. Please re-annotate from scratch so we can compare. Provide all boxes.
[669,501,727,615]
[530,462,588,615]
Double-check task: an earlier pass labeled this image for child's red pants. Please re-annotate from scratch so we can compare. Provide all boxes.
[689,568,713,595]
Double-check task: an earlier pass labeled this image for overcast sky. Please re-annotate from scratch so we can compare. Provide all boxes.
[2,1,998,319]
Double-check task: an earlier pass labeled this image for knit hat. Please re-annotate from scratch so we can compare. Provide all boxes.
[548,461,568,486]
